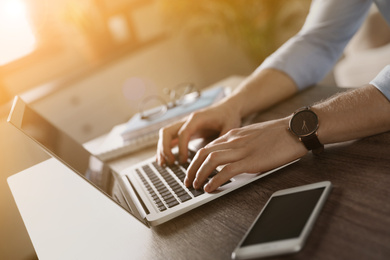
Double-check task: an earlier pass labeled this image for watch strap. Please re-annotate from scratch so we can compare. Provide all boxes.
[300,133,324,155]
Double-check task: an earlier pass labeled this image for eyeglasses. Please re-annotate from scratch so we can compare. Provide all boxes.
[139,83,201,120]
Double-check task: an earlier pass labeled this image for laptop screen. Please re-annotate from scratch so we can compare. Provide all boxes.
[8,97,111,194]
[21,101,91,175]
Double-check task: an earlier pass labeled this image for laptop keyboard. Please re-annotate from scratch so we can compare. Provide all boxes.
[134,151,229,212]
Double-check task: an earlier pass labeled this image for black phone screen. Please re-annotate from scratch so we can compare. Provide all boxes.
[241,187,325,246]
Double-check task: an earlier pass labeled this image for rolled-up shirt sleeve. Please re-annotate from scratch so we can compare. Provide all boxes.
[258,0,372,90]
[370,65,390,101]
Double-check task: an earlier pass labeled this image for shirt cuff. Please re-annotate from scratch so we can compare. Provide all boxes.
[370,65,390,101]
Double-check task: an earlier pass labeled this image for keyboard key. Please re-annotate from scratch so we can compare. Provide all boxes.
[138,158,222,212]
[175,189,189,197]
[178,193,192,203]
[151,162,193,199]
[157,203,167,212]
[164,196,178,204]
[135,169,167,212]
[188,187,204,197]
[167,200,179,208]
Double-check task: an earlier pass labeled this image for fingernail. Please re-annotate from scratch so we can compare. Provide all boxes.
[193,179,198,189]
[184,177,190,187]
[204,183,212,193]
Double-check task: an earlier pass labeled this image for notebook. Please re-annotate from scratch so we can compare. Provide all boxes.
[84,86,226,161]
[7,96,297,226]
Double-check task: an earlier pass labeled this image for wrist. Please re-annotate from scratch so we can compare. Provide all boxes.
[219,91,248,118]
[227,69,298,118]
[308,106,327,145]
[281,116,309,157]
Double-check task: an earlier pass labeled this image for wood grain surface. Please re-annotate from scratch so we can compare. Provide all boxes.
[132,85,390,260]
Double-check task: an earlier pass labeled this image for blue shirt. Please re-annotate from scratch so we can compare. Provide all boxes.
[258,0,390,101]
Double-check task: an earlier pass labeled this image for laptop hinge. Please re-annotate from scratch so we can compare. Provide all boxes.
[117,174,150,226]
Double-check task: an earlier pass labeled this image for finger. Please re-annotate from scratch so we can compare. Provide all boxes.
[204,149,287,193]
[204,161,247,193]
[177,122,192,164]
[185,142,245,188]
[157,121,184,165]
[177,113,208,164]
[184,139,234,187]
[192,148,245,190]
[184,147,205,187]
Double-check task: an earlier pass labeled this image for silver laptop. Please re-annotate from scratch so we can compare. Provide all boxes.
[7,96,297,226]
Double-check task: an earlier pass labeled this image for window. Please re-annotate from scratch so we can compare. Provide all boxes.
[0,0,165,108]
[0,0,36,65]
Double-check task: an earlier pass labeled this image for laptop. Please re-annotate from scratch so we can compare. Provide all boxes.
[7,96,297,227]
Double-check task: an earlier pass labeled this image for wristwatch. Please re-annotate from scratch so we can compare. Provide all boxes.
[288,106,324,155]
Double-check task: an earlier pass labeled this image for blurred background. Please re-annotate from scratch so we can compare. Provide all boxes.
[0,0,310,109]
[3,0,389,259]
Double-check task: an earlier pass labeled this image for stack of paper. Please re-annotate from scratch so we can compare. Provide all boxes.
[121,86,225,141]
[86,86,226,161]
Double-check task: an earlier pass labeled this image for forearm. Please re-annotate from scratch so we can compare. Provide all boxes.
[313,85,390,144]
[222,68,298,118]
[220,0,372,120]
[259,0,371,91]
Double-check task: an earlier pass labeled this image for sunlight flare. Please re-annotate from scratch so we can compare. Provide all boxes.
[0,0,36,65]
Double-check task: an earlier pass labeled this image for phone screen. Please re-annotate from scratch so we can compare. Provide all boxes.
[241,187,325,246]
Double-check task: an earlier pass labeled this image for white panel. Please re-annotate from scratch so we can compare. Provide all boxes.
[8,158,152,260]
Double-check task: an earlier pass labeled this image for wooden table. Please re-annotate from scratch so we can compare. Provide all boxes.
[136,84,390,259]
[9,82,390,260]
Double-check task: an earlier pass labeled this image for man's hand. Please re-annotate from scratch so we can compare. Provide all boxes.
[185,118,307,193]
[157,101,241,166]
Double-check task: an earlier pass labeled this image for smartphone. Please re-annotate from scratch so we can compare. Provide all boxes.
[232,181,332,259]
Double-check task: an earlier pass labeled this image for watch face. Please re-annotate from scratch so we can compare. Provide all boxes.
[290,110,319,136]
